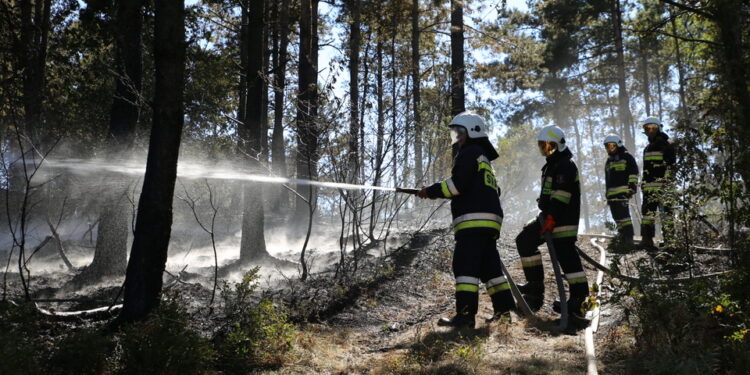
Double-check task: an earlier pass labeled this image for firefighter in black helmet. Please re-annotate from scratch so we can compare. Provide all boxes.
[514,125,589,326]
[603,134,639,248]
[417,111,515,329]
[640,117,676,252]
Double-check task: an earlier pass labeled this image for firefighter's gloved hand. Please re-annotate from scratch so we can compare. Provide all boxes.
[539,215,556,235]
[417,186,431,199]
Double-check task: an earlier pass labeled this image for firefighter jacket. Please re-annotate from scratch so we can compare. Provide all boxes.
[642,132,676,193]
[425,138,503,234]
[604,147,639,201]
[537,148,580,239]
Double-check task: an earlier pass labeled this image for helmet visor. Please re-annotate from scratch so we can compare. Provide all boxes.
[605,142,618,154]
[450,126,467,144]
[537,140,557,157]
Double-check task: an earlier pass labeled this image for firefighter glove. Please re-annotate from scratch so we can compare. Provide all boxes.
[539,214,556,235]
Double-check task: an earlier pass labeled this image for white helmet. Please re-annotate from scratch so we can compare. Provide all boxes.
[537,125,567,152]
[642,117,662,130]
[449,111,488,139]
[603,134,624,147]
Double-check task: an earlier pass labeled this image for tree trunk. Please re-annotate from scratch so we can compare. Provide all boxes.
[260,2,270,162]
[76,0,144,285]
[714,0,750,190]
[450,0,465,116]
[294,0,320,224]
[119,0,185,322]
[347,0,361,183]
[239,0,269,262]
[639,37,651,116]
[369,33,385,238]
[411,0,423,184]
[670,12,688,120]
[271,0,290,210]
[19,0,51,140]
[612,0,635,149]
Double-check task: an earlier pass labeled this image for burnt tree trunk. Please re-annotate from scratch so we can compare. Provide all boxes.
[450,0,465,116]
[239,0,269,262]
[119,0,185,323]
[411,0,423,184]
[347,0,361,183]
[19,0,51,140]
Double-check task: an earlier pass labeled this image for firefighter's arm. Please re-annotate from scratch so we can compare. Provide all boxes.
[626,153,639,194]
[547,163,576,219]
[423,152,474,199]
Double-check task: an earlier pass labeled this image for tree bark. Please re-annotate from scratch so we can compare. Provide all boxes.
[119,0,185,322]
[411,0,423,184]
[19,0,51,140]
[76,0,144,285]
[450,0,465,116]
[612,0,635,149]
[271,0,290,210]
[294,0,320,225]
[369,32,385,238]
[239,0,269,261]
[670,11,688,120]
[347,0,361,183]
[639,37,651,116]
[714,0,750,190]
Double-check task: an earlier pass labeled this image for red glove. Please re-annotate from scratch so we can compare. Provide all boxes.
[539,214,556,235]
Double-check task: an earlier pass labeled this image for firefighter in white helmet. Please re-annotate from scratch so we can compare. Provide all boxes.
[603,134,639,248]
[640,117,676,254]
[417,111,516,328]
[514,125,589,327]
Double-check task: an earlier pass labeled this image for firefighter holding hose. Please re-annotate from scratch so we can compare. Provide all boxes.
[416,111,516,328]
[514,125,589,327]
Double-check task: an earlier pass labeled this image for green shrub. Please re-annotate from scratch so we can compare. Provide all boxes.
[48,329,114,375]
[214,269,296,373]
[0,301,49,375]
[117,299,214,375]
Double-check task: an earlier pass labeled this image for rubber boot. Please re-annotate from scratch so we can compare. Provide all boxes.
[517,282,544,311]
[486,290,515,323]
[437,313,476,328]
[439,291,478,328]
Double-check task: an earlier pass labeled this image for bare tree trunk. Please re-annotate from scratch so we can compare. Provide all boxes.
[612,0,635,149]
[76,0,144,285]
[294,0,320,226]
[411,0,423,184]
[271,0,290,210]
[347,0,361,183]
[450,0,465,116]
[19,0,51,140]
[119,0,185,322]
[639,37,651,116]
[670,12,688,120]
[369,32,385,238]
[239,0,269,262]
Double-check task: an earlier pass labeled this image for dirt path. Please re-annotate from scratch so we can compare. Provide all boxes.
[272,231,626,375]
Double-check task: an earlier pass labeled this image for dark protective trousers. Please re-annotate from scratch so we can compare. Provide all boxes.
[514,220,589,308]
[608,199,634,238]
[641,190,674,247]
[453,229,515,316]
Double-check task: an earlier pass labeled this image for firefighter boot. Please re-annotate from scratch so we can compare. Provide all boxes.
[437,313,476,328]
[439,291,477,328]
[517,282,544,311]
[486,290,515,323]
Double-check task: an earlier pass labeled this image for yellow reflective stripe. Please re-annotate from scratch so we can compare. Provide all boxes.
[478,162,493,173]
[446,178,460,196]
[567,277,588,285]
[456,284,479,293]
[617,220,633,229]
[453,220,502,232]
[487,283,510,295]
[521,255,542,267]
[486,276,507,288]
[551,225,578,238]
[551,190,572,204]
[441,181,452,198]
[452,213,503,227]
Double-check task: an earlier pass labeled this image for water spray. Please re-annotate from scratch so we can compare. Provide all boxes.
[42,159,419,194]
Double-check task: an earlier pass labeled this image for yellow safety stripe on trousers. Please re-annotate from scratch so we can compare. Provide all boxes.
[456,276,481,284]
[453,220,502,233]
[643,182,663,192]
[487,283,510,295]
[565,271,587,285]
[521,255,543,267]
[550,190,572,204]
[486,276,507,288]
[628,174,638,183]
[551,225,578,239]
[456,284,479,293]
[616,219,633,229]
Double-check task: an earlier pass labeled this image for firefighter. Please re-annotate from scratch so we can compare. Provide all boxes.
[603,134,639,248]
[515,125,589,326]
[416,111,515,328]
[640,117,676,252]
